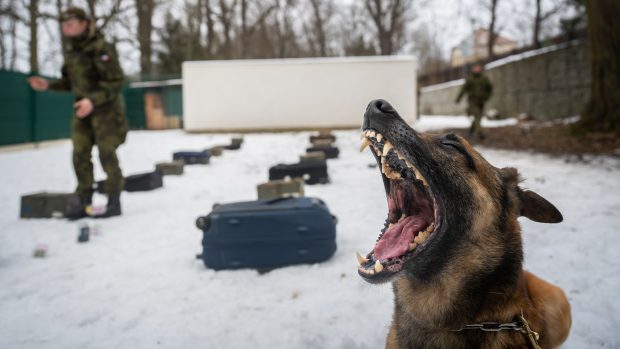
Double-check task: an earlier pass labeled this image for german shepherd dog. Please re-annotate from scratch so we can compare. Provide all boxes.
[357,100,571,349]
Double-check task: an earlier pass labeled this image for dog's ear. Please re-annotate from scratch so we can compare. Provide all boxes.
[517,188,563,223]
[500,167,563,223]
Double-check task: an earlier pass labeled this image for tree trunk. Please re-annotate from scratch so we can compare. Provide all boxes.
[136,0,155,76]
[533,0,541,48]
[56,0,68,61]
[574,0,620,133]
[204,0,215,58]
[310,0,327,56]
[28,0,39,73]
[487,0,497,60]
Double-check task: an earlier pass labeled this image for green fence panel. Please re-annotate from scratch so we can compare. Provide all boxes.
[34,90,74,142]
[1,70,155,146]
[124,87,146,129]
[0,70,32,145]
[163,86,183,117]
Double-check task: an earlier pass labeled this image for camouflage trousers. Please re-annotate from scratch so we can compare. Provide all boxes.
[72,110,128,200]
[467,102,485,140]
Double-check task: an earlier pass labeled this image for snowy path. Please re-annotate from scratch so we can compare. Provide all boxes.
[0,116,618,348]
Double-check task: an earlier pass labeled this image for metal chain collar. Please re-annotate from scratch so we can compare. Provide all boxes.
[450,312,542,349]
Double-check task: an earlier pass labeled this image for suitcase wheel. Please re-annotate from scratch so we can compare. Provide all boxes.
[196,216,210,230]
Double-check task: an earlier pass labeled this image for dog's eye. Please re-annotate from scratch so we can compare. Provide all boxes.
[440,140,464,152]
[439,139,476,170]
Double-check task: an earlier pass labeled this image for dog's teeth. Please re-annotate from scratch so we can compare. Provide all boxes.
[408,242,418,251]
[414,230,430,244]
[376,134,383,142]
[413,168,429,187]
[356,252,368,266]
[359,138,371,152]
[368,130,376,138]
[388,223,394,229]
[374,260,384,273]
[424,223,435,234]
[382,142,394,156]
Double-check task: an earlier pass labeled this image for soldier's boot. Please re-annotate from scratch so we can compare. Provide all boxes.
[94,193,122,219]
[66,196,92,221]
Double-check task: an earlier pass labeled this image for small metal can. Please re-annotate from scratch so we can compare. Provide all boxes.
[78,223,90,243]
[33,244,48,258]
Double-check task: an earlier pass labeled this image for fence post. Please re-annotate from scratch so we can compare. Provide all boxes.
[27,72,38,144]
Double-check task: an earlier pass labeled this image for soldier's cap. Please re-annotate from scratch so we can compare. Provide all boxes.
[60,7,90,22]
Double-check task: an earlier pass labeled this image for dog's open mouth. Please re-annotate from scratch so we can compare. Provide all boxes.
[357,129,440,282]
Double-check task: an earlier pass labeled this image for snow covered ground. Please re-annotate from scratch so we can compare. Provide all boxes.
[0,116,618,349]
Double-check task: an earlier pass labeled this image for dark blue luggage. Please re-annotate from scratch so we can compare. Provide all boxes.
[173,150,210,164]
[269,161,329,185]
[196,197,337,270]
[96,170,163,193]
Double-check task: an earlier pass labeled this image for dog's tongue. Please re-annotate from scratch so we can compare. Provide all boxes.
[374,216,427,260]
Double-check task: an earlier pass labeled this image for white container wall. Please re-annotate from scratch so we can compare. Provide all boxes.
[182,56,417,131]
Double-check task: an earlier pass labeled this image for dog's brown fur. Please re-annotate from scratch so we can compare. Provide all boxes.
[361,100,571,349]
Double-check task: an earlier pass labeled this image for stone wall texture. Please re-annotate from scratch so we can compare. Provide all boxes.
[420,41,590,120]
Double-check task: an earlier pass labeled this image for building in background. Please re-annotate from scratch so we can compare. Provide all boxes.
[450,29,517,67]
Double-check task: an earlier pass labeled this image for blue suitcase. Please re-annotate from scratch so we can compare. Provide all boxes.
[173,150,210,164]
[195,197,337,270]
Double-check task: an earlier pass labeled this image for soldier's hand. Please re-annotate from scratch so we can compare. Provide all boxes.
[74,98,94,118]
[27,76,49,91]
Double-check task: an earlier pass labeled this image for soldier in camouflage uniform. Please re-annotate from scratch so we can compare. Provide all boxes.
[28,7,128,219]
[455,64,493,140]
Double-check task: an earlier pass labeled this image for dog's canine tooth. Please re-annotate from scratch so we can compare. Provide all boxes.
[382,142,394,156]
[356,252,368,265]
[368,130,376,138]
[360,138,371,152]
[408,242,418,251]
[374,260,384,273]
[376,134,383,142]
[413,168,429,187]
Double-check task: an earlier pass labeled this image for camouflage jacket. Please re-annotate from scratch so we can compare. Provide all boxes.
[49,29,124,113]
[456,73,493,105]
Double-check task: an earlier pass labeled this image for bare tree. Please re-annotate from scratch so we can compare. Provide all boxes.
[532,0,563,48]
[364,0,411,55]
[136,0,156,75]
[574,0,620,133]
[303,0,334,57]
[215,0,237,59]
[239,0,276,58]
[28,0,39,72]
[486,0,498,59]
[203,0,216,58]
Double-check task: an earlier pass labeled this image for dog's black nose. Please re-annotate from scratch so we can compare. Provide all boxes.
[363,99,402,131]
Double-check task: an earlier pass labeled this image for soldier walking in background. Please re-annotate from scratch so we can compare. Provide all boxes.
[456,64,493,140]
[27,7,128,219]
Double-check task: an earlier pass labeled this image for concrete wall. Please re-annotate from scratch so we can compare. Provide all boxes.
[182,56,416,132]
[421,41,590,120]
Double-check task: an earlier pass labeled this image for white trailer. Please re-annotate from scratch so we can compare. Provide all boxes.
[182,56,416,132]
